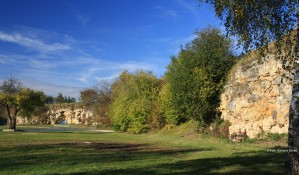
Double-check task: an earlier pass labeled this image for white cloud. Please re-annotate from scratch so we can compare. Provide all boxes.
[0,31,70,53]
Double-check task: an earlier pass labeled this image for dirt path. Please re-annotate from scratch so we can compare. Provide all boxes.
[16,125,114,133]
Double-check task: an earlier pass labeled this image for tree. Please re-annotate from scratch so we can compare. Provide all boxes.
[80,81,112,126]
[157,77,178,125]
[56,93,64,103]
[199,1,298,173]
[110,70,160,133]
[166,27,235,125]
[95,81,112,126]
[45,95,55,104]
[200,0,298,52]
[0,101,7,125]
[80,89,99,107]
[70,97,76,103]
[0,78,46,129]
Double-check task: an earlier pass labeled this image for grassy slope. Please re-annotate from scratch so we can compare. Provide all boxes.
[0,128,287,175]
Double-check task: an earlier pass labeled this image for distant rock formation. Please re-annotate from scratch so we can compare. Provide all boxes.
[220,53,292,138]
[17,104,95,125]
[47,107,93,125]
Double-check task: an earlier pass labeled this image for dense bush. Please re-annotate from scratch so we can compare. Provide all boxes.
[110,70,160,133]
[166,27,236,125]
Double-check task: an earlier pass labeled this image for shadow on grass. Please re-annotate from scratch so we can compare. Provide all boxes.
[60,151,286,175]
[0,142,286,175]
[19,127,98,133]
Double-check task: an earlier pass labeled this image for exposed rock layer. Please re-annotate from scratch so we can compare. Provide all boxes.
[17,107,94,125]
[47,107,93,124]
[220,54,292,138]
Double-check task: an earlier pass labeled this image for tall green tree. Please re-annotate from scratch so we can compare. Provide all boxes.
[0,78,46,129]
[45,95,55,104]
[166,27,235,125]
[110,70,160,133]
[199,1,298,173]
[56,93,65,104]
[157,77,178,125]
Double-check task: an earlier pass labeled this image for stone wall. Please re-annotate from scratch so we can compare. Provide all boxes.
[220,54,292,138]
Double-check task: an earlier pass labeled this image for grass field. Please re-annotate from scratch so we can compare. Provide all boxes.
[0,125,287,175]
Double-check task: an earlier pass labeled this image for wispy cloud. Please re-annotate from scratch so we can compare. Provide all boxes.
[173,34,197,45]
[154,6,179,19]
[150,34,196,54]
[165,10,179,18]
[176,0,198,16]
[0,26,168,98]
[76,58,159,83]
[0,31,70,53]
[77,15,90,28]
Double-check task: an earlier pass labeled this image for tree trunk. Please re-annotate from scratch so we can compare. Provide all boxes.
[5,105,17,130]
[6,116,16,130]
[6,116,13,129]
[286,70,299,174]
[5,105,13,129]
[11,108,18,130]
[11,117,16,130]
[286,28,299,174]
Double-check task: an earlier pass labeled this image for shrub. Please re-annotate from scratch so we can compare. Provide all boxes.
[267,133,286,141]
[209,120,231,139]
[110,70,160,133]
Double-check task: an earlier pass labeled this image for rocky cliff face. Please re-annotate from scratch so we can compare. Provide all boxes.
[47,107,93,125]
[17,106,94,125]
[220,54,292,138]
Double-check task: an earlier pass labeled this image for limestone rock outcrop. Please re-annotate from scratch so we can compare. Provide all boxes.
[220,54,292,138]
[17,106,94,125]
[47,107,93,125]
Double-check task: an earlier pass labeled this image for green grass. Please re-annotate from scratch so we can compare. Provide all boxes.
[0,126,287,175]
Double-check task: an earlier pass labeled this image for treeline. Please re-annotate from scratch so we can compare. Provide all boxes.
[81,27,236,133]
[45,93,76,104]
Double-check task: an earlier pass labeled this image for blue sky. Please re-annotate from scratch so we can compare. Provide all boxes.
[0,0,223,98]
